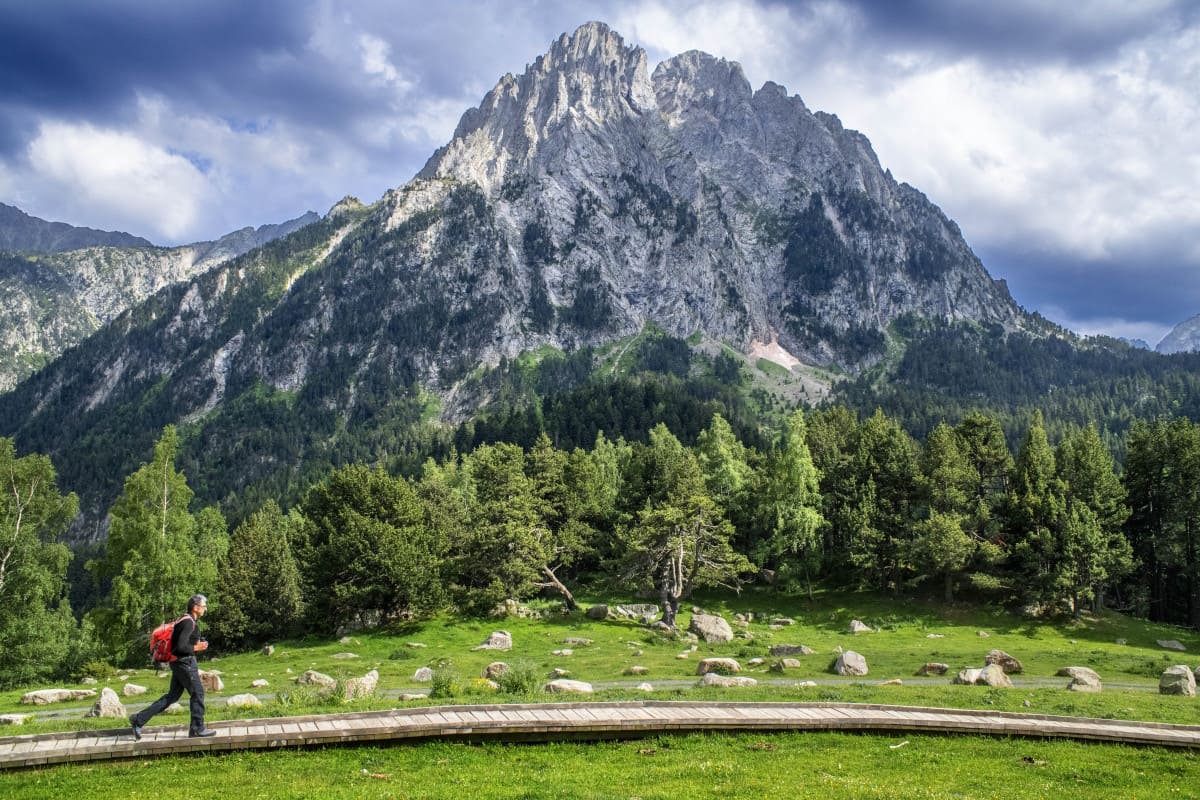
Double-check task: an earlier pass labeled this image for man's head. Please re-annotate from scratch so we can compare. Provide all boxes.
[188,594,208,616]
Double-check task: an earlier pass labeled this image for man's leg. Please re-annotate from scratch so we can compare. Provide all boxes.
[180,658,208,734]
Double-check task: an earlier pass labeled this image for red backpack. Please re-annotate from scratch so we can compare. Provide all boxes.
[150,616,190,664]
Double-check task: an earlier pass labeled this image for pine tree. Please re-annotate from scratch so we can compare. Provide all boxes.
[759,409,824,596]
[1008,411,1065,606]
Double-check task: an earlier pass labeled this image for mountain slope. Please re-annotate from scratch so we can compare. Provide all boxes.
[0,210,318,390]
[1156,313,1200,354]
[0,22,1031,528]
[0,202,153,251]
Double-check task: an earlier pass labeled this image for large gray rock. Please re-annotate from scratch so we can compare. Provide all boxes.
[1158,639,1187,652]
[916,662,950,676]
[543,679,594,694]
[122,683,148,697]
[849,619,873,634]
[226,693,264,708]
[86,687,126,719]
[483,662,510,680]
[1056,666,1102,683]
[615,604,659,623]
[688,614,734,643]
[473,630,513,651]
[20,688,96,705]
[985,649,1023,674]
[298,670,337,690]
[343,669,379,700]
[413,667,433,682]
[834,651,868,676]
[954,668,983,685]
[1067,674,1102,693]
[977,664,1013,688]
[1159,665,1197,696]
[696,658,741,676]
[770,644,815,657]
[585,605,610,620]
[698,673,758,688]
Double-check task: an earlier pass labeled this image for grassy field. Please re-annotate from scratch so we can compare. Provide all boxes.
[2,589,1197,733]
[2,590,1199,797]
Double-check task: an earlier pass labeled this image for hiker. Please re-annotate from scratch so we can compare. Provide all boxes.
[130,594,216,739]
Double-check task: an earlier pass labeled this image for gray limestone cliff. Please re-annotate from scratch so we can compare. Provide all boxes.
[1157,314,1200,354]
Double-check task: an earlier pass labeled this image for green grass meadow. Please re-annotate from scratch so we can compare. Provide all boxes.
[2,590,1198,798]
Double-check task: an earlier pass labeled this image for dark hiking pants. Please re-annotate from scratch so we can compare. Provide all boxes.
[131,656,206,734]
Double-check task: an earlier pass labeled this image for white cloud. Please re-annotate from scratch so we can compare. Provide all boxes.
[24,121,216,241]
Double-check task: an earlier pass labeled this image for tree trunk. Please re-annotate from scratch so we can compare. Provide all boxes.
[539,565,577,611]
[944,571,954,603]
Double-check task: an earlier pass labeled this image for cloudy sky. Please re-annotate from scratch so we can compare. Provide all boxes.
[1,1,1196,344]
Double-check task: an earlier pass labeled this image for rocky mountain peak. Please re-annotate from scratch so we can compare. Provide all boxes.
[1157,313,1200,354]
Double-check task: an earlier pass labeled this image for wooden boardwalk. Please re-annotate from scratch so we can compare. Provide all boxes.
[2,700,1198,770]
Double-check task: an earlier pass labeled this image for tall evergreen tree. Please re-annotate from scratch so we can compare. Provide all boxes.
[212,501,303,648]
[848,410,919,592]
[758,409,824,595]
[912,423,980,601]
[1008,411,1065,606]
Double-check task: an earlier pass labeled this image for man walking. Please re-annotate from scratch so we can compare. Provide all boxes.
[130,594,216,739]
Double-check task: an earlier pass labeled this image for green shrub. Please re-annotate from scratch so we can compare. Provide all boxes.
[496,661,541,695]
[429,661,462,699]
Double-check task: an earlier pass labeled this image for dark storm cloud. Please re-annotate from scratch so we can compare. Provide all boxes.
[835,0,1198,65]
[979,244,1200,330]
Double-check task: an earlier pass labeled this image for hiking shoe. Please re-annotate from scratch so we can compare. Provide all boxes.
[129,715,142,741]
[189,728,217,738]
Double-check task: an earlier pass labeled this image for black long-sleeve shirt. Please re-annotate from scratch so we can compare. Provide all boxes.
[170,614,201,659]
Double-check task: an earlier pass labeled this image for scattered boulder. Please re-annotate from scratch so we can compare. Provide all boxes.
[298,670,337,690]
[490,599,540,619]
[332,652,358,659]
[251,679,269,688]
[977,664,1012,688]
[413,667,433,682]
[552,649,574,656]
[472,631,513,651]
[262,645,275,656]
[770,644,815,657]
[796,680,817,687]
[549,668,571,679]
[925,634,945,639]
[834,651,869,676]
[1067,674,1102,693]
[226,693,264,708]
[769,659,803,673]
[625,666,650,676]
[0,714,30,725]
[954,668,983,685]
[676,652,690,659]
[747,658,765,666]
[615,604,659,623]
[698,673,758,688]
[849,619,873,634]
[21,689,96,705]
[585,604,610,620]
[543,679,593,694]
[343,670,379,700]
[199,670,224,692]
[688,614,734,643]
[977,631,990,638]
[651,621,673,633]
[123,683,147,697]
[636,683,654,692]
[1056,666,1101,683]
[563,637,593,646]
[165,703,183,714]
[399,693,426,701]
[771,617,796,626]
[985,650,1023,674]
[86,688,126,719]
[880,679,903,686]
[916,663,950,676]
[81,677,98,685]
[696,658,741,676]
[1157,639,1187,652]
[406,642,427,648]
[1159,665,1197,696]
[483,662,510,680]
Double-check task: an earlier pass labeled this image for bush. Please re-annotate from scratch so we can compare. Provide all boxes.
[429,661,462,699]
[496,661,541,695]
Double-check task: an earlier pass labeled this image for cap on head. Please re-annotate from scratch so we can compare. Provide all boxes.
[188,594,208,613]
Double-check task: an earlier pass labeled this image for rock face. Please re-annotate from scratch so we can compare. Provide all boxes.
[688,614,734,643]
[1159,666,1197,696]
[1157,313,1200,354]
[0,208,318,392]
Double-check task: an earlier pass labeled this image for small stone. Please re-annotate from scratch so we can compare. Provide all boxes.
[262,645,275,656]
[122,683,147,697]
[399,693,426,701]
[769,645,815,657]
[343,670,379,700]
[688,614,734,643]
[552,649,573,656]
[676,653,690,659]
[563,637,593,646]
[977,664,1012,688]
[299,670,337,690]
[747,658,765,666]
[80,677,98,685]
[771,617,796,626]
[199,670,224,692]
[834,651,868,676]
[0,714,30,725]
[1157,639,1187,652]
[413,667,433,682]
[978,631,990,638]
[332,652,358,659]
[636,683,654,692]
[985,649,1023,674]
[483,662,510,680]
[849,619,873,634]
[86,687,126,719]
[406,642,427,648]
[696,658,741,676]
[549,668,571,678]
[625,666,650,675]
[698,673,757,688]
[880,679,903,686]
[251,679,269,688]
[585,604,610,620]
[954,668,983,685]
[917,663,950,676]
[226,693,264,708]
[472,631,513,651]
[20,689,96,705]
[925,634,944,639]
